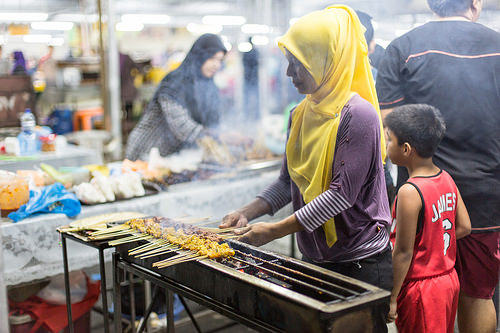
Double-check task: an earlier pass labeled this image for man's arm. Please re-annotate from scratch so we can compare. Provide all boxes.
[455,188,471,239]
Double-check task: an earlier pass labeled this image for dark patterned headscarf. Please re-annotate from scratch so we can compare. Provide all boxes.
[12,51,27,74]
[155,34,226,127]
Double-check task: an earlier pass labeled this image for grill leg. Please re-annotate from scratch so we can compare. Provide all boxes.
[178,295,202,333]
[137,286,161,333]
[129,272,136,333]
[61,235,74,333]
[98,248,110,333]
[113,253,123,333]
[166,290,175,333]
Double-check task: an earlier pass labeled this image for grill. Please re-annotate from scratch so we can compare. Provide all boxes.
[114,239,390,333]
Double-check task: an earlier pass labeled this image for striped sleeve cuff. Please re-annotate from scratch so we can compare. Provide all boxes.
[257,179,291,215]
[296,190,352,233]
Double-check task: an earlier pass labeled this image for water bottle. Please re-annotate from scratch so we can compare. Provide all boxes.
[17,108,38,156]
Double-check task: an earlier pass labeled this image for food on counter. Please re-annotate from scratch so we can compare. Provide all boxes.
[0,171,30,217]
[90,171,115,202]
[72,172,145,204]
[73,182,107,204]
[110,172,145,199]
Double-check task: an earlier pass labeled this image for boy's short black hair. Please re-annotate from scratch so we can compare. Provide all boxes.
[385,104,446,158]
[427,0,472,17]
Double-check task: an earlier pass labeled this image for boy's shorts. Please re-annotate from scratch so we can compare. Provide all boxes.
[455,232,500,299]
[396,270,459,333]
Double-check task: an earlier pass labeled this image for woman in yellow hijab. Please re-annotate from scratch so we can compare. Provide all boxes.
[221,5,392,332]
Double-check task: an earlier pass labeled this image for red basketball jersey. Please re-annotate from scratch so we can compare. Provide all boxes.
[390,170,458,280]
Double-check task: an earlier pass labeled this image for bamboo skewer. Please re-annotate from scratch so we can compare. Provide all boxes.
[139,247,180,259]
[109,234,153,246]
[129,240,169,255]
[90,224,131,236]
[155,256,208,268]
[153,253,202,267]
[90,230,135,240]
[135,244,178,258]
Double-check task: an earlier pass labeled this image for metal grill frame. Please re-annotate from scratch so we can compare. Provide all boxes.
[113,240,390,333]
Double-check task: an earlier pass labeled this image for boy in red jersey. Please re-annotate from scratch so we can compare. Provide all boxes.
[384,104,471,332]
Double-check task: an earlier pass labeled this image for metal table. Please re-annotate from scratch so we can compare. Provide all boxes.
[113,252,268,333]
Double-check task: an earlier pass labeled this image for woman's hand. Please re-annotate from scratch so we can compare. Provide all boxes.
[386,299,397,323]
[234,222,277,247]
[220,211,249,228]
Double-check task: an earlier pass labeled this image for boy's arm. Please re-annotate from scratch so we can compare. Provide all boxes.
[455,188,471,239]
[388,184,421,322]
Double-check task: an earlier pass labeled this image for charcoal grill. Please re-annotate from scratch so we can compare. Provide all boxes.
[113,239,389,333]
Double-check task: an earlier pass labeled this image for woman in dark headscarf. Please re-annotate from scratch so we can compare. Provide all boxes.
[11,51,27,75]
[126,34,226,160]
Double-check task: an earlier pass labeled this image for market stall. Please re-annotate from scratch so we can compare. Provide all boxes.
[0,167,289,286]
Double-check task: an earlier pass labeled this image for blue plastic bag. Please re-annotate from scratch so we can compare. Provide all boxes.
[8,182,81,222]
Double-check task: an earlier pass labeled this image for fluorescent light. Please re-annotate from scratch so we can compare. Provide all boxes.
[251,35,269,46]
[23,34,52,43]
[53,14,99,23]
[238,42,252,53]
[186,23,223,34]
[241,24,270,34]
[31,21,74,31]
[202,15,245,26]
[121,14,170,25]
[116,21,144,32]
[0,12,48,22]
[49,37,65,46]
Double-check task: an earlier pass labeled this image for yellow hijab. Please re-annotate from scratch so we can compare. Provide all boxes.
[278,5,386,247]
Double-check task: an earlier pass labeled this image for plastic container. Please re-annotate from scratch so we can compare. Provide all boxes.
[17,109,39,156]
[40,134,57,152]
[0,173,29,217]
[47,108,73,135]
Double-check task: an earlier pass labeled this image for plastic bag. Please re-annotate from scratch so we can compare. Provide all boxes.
[8,182,81,222]
[36,271,88,305]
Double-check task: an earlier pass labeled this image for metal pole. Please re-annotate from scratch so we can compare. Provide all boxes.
[61,235,74,333]
[98,248,110,333]
[105,0,123,159]
[0,230,10,333]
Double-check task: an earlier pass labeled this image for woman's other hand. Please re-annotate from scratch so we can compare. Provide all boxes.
[220,211,249,228]
[234,222,276,247]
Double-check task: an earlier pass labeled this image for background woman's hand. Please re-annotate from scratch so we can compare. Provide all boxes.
[220,211,248,228]
[234,222,277,247]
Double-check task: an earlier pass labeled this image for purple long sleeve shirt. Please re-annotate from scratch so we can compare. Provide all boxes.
[258,94,391,263]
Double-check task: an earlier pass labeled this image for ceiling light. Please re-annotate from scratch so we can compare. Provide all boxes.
[53,14,99,23]
[31,21,74,31]
[23,34,52,43]
[49,37,65,46]
[187,23,223,34]
[0,12,48,22]
[238,42,252,53]
[121,14,170,25]
[116,22,144,32]
[251,35,269,46]
[241,24,270,34]
[202,15,245,26]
